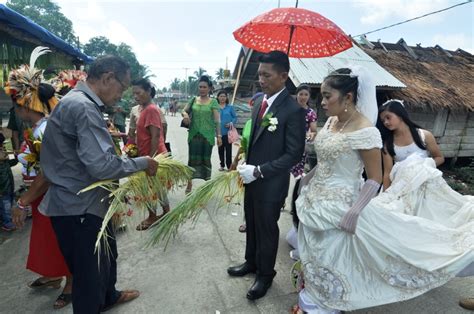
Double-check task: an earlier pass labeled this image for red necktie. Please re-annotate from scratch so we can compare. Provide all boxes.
[258,98,268,120]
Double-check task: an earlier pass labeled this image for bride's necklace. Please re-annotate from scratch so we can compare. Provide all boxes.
[336,110,357,133]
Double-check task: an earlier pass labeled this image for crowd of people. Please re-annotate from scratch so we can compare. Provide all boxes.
[0,47,472,314]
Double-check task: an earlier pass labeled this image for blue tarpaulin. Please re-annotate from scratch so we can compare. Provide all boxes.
[0,4,93,63]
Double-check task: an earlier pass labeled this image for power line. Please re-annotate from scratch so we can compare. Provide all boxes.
[354,0,472,37]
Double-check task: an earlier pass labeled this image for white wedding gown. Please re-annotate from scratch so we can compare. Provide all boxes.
[296,125,474,312]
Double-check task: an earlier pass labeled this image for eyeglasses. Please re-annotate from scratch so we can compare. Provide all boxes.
[114,74,128,91]
[109,73,128,92]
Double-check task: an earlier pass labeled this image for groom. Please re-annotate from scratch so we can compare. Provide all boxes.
[229,51,306,300]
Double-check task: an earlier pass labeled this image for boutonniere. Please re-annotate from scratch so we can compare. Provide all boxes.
[261,113,278,132]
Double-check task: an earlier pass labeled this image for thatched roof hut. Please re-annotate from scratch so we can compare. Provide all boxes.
[361,39,473,112]
[360,39,474,160]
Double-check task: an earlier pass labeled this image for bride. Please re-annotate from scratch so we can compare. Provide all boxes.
[294,67,473,313]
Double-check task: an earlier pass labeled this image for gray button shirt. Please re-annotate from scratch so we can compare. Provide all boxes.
[39,82,148,218]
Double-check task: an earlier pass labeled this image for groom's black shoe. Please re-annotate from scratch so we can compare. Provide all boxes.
[246,277,273,300]
[227,262,256,277]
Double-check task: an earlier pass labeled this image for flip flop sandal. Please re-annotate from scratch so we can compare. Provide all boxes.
[136,220,154,231]
[53,293,72,309]
[102,290,140,312]
[28,278,62,289]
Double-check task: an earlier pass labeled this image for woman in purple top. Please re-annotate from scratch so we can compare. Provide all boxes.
[290,85,317,178]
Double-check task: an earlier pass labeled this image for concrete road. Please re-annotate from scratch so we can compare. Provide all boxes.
[0,115,472,313]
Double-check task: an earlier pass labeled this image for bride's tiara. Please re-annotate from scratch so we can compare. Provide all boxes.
[382,99,405,107]
[327,70,358,79]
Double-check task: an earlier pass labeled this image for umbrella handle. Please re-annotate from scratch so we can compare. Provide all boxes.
[287,25,295,55]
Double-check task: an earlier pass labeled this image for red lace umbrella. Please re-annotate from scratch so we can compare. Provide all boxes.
[233,7,352,58]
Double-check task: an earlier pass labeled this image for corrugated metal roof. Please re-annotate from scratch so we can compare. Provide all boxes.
[288,45,405,88]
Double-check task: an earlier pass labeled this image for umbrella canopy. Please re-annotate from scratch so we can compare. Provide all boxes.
[233,7,352,58]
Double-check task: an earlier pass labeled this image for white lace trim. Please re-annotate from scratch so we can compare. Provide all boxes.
[346,127,382,150]
[303,260,350,308]
[381,256,452,290]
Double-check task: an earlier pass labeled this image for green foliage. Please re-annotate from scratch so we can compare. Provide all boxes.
[168,66,222,97]
[147,170,243,248]
[82,36,117,56]
[444,158,474,195]
[193,67,207,79]
[215,68,224,80]
[83,37,148,81]
[78,154,193,254]
[170,78,181,91]
[6,0,77,45]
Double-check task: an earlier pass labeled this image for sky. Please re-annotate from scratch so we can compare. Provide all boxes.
[3,0,473,88]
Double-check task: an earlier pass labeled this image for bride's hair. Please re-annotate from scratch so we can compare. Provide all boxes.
[323,68,358,104]
[376,100,426,157]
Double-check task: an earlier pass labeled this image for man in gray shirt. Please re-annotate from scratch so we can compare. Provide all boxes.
[40,56,158,313]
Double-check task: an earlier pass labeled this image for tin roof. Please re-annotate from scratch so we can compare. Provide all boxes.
[288,45,405,89]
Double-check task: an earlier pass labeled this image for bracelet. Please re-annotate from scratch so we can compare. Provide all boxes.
[17,199,31,211]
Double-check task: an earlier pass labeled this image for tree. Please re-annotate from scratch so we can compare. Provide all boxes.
[170,78,181,91]
[7,0,77,45]
[83,36,117,56]
[116,43,148,80]
[187,76,198,96]
[83,37,149,81]
[215,68,225,80]
[194,67,207,80]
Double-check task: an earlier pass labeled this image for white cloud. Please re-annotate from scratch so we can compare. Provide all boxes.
[74,25,100,43]
[79,0,106,22]
[184,41,199,56]
[432,33,474,53]
[143,41,159,54]
[104,21,137,47]
[354,0,450,25]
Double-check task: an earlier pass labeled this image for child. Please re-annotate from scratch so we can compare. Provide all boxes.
[0,132,18,231]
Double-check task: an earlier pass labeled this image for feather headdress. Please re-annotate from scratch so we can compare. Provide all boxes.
[4,46,58,115]
[49,69,87,96]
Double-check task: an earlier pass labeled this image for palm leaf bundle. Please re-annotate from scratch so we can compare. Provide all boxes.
[147,170,244,248]
[78,153,193,255]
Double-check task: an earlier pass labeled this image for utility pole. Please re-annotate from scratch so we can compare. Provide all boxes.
[183,67,190,98]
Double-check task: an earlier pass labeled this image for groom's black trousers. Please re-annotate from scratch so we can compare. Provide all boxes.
[244,187,284,279]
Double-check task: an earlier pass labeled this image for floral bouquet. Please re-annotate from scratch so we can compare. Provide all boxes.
[123,143,138,158]
[19,128,42,176]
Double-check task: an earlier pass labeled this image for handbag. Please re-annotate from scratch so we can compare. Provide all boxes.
[180,97,195,129]
[227,123,240,144]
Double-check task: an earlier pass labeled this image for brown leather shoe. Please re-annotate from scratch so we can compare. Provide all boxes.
[460,297,474,310]
[102,290,140,312]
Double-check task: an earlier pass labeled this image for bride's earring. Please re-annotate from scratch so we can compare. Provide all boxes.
[344,104,348,112]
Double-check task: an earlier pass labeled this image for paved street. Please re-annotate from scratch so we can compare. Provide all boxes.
[0,115,472,313]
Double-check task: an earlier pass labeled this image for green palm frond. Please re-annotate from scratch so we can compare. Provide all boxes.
[146,170,243,248]
[78,154,193,254]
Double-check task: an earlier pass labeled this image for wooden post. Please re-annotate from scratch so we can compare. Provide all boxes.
[231,56,245,105]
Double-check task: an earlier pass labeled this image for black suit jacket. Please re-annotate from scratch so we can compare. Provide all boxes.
[246,89,306,202]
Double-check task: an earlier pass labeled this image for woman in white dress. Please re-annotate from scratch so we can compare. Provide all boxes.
[377,99,444,190]
[294,68,473,313]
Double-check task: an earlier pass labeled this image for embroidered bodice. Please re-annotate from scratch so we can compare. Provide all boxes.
[301,121,382,206]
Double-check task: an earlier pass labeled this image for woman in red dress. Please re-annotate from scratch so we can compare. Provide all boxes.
[6,48,72,310]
